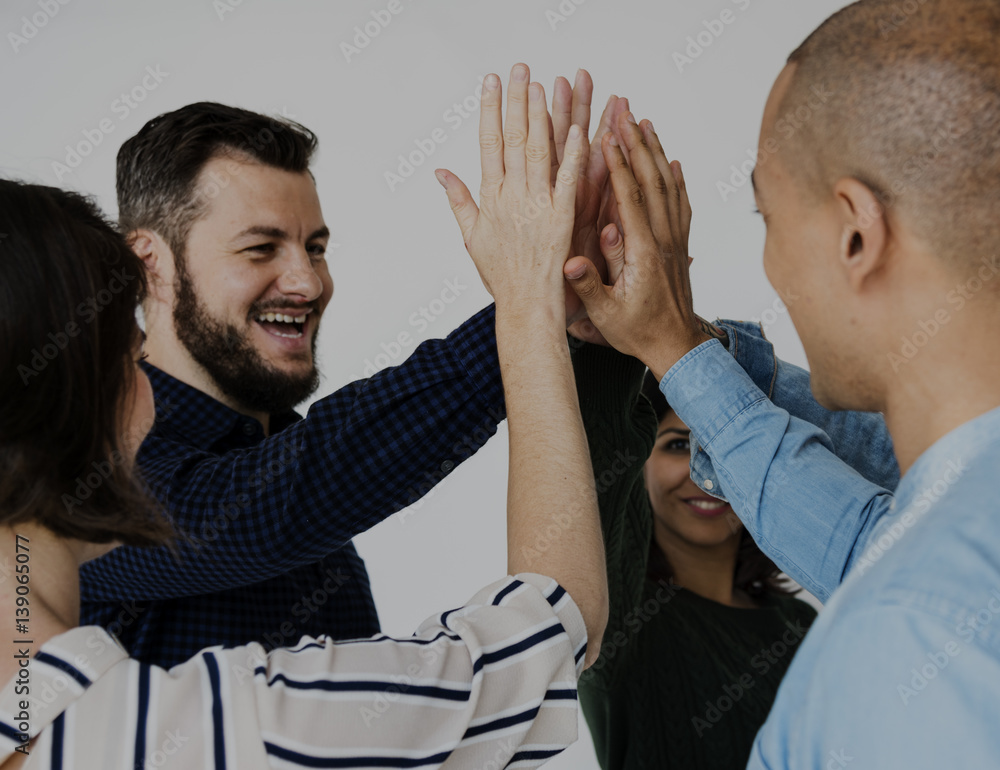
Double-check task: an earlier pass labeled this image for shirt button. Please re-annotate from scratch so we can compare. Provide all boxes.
[440,460,455,473]
[704,479,715,491]
[242,422,257,437]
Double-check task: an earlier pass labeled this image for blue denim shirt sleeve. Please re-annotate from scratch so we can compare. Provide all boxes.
[694,319,900,492]
[661,340,895,603]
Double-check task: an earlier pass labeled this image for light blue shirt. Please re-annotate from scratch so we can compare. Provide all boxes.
[663,339,1000,768]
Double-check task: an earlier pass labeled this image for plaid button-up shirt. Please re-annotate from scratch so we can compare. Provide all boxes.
[80,305,505,668]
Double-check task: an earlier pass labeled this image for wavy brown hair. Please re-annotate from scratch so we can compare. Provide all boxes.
[640,372,796,599]
[0,179,174,546]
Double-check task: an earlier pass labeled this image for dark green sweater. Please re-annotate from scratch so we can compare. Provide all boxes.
[572,341,818,770]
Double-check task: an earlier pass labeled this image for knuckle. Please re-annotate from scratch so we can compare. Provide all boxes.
[652,174,670,198]
[480,133,503,154]
[556,168,577,187]
[628,186,646,209]
[504,128,527,148]
[525,144,549,163]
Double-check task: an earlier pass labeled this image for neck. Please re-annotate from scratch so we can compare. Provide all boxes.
[144,341,270,434]
[0,524,85,685]
[653,523,747,607]
[881,305,1000,474]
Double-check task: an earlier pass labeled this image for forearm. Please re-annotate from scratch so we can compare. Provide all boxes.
[500,306,607,667]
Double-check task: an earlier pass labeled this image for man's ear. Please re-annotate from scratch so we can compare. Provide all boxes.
[128,229,175,293]
[833,178,889,294]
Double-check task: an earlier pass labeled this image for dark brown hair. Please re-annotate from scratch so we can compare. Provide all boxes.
[0,179,173,546]
[640,372,796,598]
[116,101,318,259]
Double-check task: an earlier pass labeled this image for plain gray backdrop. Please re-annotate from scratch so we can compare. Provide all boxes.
[1,1,850,765]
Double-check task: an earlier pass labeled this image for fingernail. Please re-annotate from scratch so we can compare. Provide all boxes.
[485,74,500,90]
[434,170,447,188]
[569,124,581,139]
[626,112,637,125]
[609,135,619,147]
[513,64,528,83]
[605,227,619,245]
[646,120,655,133]
[566,264,586,279]
[529,83,542,101]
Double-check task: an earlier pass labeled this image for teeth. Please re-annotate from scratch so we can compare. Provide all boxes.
[256,312,308,325]
[689,499,727,511]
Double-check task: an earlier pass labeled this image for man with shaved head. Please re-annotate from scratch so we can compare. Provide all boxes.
[562,0,1000,764]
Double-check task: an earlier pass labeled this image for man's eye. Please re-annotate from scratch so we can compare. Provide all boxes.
[307,244,327,260]
[245,243,275,255]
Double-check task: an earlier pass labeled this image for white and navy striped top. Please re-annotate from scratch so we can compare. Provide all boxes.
[0,573,587,769]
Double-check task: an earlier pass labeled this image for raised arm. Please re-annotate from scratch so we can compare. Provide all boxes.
[81,304,505,602]
[438,63,607,665]
[561,112,894,602]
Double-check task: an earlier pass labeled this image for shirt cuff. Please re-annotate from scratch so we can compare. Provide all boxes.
[514,573,589,678]
[715,319,779,400]
[659,339,770,498]
[448,304,505,420]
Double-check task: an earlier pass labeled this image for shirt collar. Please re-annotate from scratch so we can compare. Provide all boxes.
[0,627,127,759]
[142,362,301,449]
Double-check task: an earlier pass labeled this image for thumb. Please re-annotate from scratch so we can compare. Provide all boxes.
[564,257,610,319]
[435,169,479,246]
[600,223,626,284]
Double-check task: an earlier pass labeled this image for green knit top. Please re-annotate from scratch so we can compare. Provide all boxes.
[572,341,818,770]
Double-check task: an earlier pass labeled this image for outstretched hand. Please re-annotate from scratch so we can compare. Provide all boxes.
[563,111,712,379]
[436,63,589,321]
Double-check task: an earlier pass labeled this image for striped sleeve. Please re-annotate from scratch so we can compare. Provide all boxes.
[227,572,586,768]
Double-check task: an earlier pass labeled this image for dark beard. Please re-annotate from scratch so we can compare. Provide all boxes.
[172,258,320,416]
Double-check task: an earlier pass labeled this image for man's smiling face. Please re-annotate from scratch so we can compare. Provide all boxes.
[170,155,333,415]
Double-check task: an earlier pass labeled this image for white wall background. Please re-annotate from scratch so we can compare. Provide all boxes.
[0,1,848,766]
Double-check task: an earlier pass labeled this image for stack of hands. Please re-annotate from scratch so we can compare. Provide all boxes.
[436,62,726,382]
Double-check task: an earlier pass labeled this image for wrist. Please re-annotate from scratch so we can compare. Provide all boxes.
[643,331,712,382]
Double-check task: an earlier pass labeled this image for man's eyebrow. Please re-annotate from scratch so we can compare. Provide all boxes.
[232,225,330,241]
[656,427,691,439]
[751,168,759,196]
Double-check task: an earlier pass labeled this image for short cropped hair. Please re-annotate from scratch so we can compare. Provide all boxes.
[0,179,173,546]
[116,102,318,258]
[779,0,1000,274]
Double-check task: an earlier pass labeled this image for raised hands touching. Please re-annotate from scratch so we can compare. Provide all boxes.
[563,112,723,379]
[436,64,588,322]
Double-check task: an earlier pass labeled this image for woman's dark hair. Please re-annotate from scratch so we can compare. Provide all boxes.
[0,179,174,546]
[640,371,796,599]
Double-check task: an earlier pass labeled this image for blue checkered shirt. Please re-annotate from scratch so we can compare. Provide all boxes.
[79,305,505,668]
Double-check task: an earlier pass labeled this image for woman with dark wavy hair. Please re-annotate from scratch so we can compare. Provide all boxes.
[572,344,818,770]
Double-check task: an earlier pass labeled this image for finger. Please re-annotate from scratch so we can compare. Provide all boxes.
[585,94,617,193]
[553,125,587,213]
[564,256,613,326]
[552,76,573,164]
[503,63,530,186]
[601,131,656,255]
[570,69,594,142]
[479,74,504,194]
[673,160,693,242]
[600,223,626,284]
[610,97,631,165]
[617,111,673,239]
[527,82,552,195]
[548,112,559,187]
[567,318,609,346]
[436,169,479,248]
[641,120,682,234]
